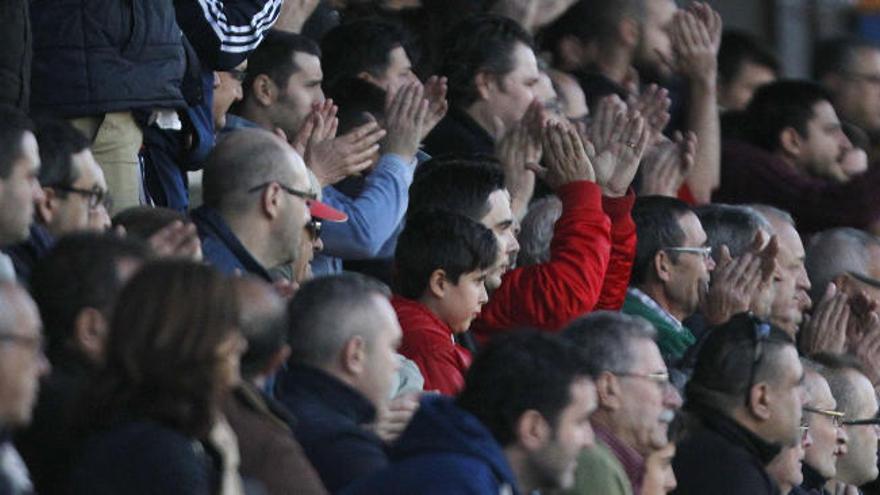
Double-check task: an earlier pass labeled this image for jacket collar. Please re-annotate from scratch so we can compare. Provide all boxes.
[800,462,830,494]
[391,295,455,342]
[689,402,782,466]
[447,107,495,151]
[278,363,377,425]
[191,206,273,282]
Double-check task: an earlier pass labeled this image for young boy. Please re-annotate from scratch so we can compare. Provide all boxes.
[392,210,498,395]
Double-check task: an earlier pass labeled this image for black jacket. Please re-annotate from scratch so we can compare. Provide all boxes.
[0,0,30,111]
[275,364,387,493]
[792,462,831,495]
[422,107,495,158]
[672,405,782,495]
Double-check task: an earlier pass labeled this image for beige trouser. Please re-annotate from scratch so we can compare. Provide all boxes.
[69,111,143,214]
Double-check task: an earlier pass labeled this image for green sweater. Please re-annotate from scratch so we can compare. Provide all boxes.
[622,291,695,363]
[560,442,632,495]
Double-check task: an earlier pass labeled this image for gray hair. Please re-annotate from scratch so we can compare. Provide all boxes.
[517,196,562,267]
[812,353,867,415]
[697,204,772,260]
[747,204,796,229]
[236,277,288,379]
[286,273,391,367]
[805,228,880,303]
[562,311,657,374]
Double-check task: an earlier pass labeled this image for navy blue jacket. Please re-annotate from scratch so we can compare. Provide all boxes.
[190,205,273,282]
[342,395,521,495]
[3,223,54,287]
[422,107,495,158]
[275,364,387,493]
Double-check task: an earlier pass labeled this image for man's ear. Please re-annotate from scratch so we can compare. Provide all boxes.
[427,269,448,299]
[747,382,773,421]
[654,250,674,283]
[357,71,382,89]
[340,335,367,376]
[73,307,108,363]
[618,17,640,48]
[515,409,552,451]
[779,127,803,158]
[474,71,496,102]
[595,371,622,411]
[35,187,57,225]
[260,183,282,220]
[253,74,278,107]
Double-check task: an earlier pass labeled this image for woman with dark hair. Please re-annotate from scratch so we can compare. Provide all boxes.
[69,260,247,494]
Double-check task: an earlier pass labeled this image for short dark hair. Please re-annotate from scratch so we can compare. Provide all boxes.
[0,105,34,179]
[394,210,497,299]
[408,158,505,222]
[696,204,771,261]
[243,30,321,100]
[287,273,391,367]
[686,313,795,413]
[563,311,657,374]
[812,36,880,81]
[457,330,596,447]
[33,118,91,189]
[745,80,833,152]
[718,30,780,84]
[631,196,694,285]
[320,18,412,90]
[30,233,149,362]
[112,206,189,242]
[541,0,645,62]
[440,15,534,108]
[324,77,387,136]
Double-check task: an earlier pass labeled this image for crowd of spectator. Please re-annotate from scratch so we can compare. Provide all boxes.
[4,0,880,494]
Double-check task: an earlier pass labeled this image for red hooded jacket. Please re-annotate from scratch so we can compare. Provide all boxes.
[471,181,636,344]
[391,295,472,396]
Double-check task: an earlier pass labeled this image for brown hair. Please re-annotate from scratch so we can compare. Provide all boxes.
[85,260,240,438]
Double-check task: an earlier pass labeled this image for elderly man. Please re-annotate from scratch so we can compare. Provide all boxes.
[561,311,681,495]
[673,313,806,494]
[805,228,880,305]
[813,354,880,490]
[790,359,849,494]
[0,282,50,493]
[626,196,715,364]
[275,274,402,492]
[192,128,345,284]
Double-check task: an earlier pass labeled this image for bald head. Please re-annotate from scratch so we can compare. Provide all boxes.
[202,128,309,214]
[235,277,287,379]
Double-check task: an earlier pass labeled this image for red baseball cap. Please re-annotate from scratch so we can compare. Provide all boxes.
[308,198,347,223]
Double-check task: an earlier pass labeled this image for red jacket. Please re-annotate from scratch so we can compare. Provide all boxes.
[391,295,472,396]
[472,181,636,344]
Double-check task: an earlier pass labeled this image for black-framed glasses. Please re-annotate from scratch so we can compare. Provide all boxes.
[227,68,247,82]
[744,320,772,406]
[842,415,880,426]
[53,185,106,210]
[247,182,317,202]
[804,406,846,427]
[663,246,713,261]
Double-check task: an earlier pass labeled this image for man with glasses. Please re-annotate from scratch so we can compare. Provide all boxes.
[813,354,880,491]
[673,313,806,495]
[562,311,682,495]
[792,360,849,494]
[4,119,109,284]
[0,282,50,494]
[192,129,346,284]
[626,196,716,365]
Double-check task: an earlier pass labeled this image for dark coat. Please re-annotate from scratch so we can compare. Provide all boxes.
[3,223,54,287]
[275,364,387,493]
[342,395,521,495]
[0,0,30,111]
[222,382,327,495]
[672,406,782,495]
[191,206,273,282]
[69,420,218,495]
[422,107,495,158]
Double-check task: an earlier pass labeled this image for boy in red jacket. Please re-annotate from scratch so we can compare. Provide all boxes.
[391,210,498,395]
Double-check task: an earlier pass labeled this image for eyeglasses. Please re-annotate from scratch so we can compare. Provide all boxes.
[53,185,107,210]
[614,371,672,390]
[842,416,880,426]
[247,182,317,202]
[0,333,45,355]
[227,69,247,82]
[744,320,772,406]
[804,406,847,428]
[799,424,810,441]
[663,246,713,261]
[307,218,322,240]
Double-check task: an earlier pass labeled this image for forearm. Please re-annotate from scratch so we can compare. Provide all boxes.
[685,79,720,204]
